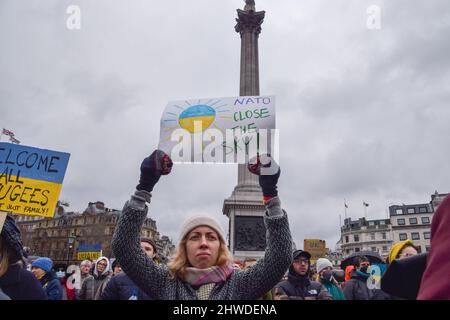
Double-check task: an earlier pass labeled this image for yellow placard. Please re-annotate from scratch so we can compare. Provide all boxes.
[304,239,327,263]
[77,252,101,261]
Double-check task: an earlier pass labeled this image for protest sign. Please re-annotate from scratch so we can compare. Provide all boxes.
[76,244,102,261]
[0,142,70,218]
[304,239,327,264]
[158,96,276,163]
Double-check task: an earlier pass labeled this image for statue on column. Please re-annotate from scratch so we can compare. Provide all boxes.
[244,0,255,12]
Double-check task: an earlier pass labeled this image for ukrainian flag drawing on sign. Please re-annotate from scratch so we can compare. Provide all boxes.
[77,244,102,261]
[0,142,70,218]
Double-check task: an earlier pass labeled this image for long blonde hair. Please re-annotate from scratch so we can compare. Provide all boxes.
[0,238,9,278]
[167,236,233,280]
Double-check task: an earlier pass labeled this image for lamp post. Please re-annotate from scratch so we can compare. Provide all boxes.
[67,234,76,267]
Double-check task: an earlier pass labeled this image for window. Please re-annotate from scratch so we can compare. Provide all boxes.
[371,247,377,252]
[421,217,430,224]
[354,235,359,242]
[419,207,428,213]
[379,220,386,225]
[371,233,375,240]
[426,246,430,252]
[396,209,403,215]
[411,232,420,240]
[355,248,360,252]
[397,218,405,225]
[382,232,387,240]
[424,232,431,239]
[409,218,418,225]
[417,246,422,254]
[369,221,375,226]
[345,236,349,243]
[407,208,416,214]
[399,233,407,241]
[382,246,388,251]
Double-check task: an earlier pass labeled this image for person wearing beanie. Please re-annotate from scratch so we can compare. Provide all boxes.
[112,150,292,300]
[387,240,418,264]
[77,257,111,300]
[316,258,345,300]
[31,257,63,300]
[0,215,47,300]
[273,250,331,300]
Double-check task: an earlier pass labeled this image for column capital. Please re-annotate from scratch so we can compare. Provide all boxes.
[235,9,265,37]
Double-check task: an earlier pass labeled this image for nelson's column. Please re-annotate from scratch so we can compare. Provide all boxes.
[222,0,267,261]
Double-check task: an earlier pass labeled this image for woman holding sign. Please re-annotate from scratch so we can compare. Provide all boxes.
[112,150,292,300]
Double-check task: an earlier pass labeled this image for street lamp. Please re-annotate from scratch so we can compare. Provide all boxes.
[67,233,76,267]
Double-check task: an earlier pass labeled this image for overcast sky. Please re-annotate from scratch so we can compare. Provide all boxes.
[1,0,449,250]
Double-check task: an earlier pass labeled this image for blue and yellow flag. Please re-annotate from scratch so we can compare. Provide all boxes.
[0,142,70,218]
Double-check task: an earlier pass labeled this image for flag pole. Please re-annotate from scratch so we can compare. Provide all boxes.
[344,199,348,220]
[363,202,367,219]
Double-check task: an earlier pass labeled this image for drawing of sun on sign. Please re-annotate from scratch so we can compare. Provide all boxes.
[158,96,277,164]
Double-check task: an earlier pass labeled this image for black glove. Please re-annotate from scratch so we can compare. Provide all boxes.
[136,150,173,192]
[247,154,280,198]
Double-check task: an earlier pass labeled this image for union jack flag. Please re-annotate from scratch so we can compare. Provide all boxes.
[2,128,15,136]
[9,136,20,144]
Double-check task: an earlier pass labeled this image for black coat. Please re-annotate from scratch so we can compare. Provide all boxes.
[101,272,150,300]
[0,264,47,300]
[275,270,332,300]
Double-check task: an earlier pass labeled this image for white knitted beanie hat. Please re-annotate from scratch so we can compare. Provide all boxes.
[179,215,226,243]
[316,258,333,273]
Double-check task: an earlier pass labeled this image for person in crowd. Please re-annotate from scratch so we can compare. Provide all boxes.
[273,250,332,300]
[31,257,63,300]
[112,259,122,276]
[62,269,77,300]
[418,194,450,299]
[343,256,373,300]
[112,150,292,300]
[243,258,257,270]
[316,258,345,300]
[77,256,111,300]
[387,240,418,264]
[102,238,159,300]
[0,214,47,300]
[232,260,243,270]
[74,259,92,298]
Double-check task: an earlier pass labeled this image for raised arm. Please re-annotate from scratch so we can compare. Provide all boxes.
[236,155,293,299]
[111,150,173,299]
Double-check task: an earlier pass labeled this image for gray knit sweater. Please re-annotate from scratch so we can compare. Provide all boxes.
[111,190,292,300]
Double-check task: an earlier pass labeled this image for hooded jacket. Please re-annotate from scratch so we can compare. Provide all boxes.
[343,269,373,300]
[418,194,450,299]
[77,257,111,300]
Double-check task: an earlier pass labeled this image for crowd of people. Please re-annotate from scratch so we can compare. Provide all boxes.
[1,150,449,300]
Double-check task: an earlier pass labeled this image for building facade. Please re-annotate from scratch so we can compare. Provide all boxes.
[339,191,448,260]
[389,191,447,253]
[340,217,393,259]
[16,201,175,266]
